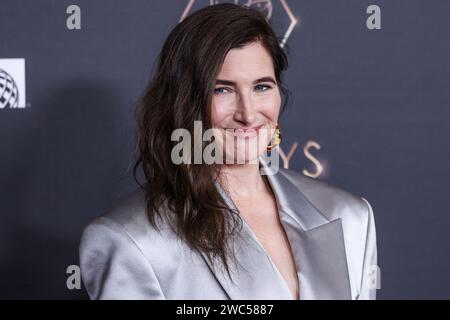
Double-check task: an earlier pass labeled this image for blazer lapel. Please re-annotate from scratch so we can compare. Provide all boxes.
[200,181,294,300]
[261,152,352,299]
[200,151,352,300]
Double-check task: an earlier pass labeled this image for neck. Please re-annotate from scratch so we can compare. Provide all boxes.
[218,161,270,198]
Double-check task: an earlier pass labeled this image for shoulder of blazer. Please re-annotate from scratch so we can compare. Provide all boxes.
[96,186,174,243]
[278,168,371,229]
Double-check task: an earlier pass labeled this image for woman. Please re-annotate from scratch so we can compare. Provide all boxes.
[79,3,377,300]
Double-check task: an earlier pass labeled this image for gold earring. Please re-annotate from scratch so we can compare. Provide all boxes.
[266,123,281,153]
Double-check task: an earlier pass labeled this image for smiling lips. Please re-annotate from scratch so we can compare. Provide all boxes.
[227,124,264,138]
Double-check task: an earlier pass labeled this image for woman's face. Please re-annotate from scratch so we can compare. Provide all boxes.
[210,40,281,164]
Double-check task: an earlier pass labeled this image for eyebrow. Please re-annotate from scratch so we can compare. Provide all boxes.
[215,76,277,86]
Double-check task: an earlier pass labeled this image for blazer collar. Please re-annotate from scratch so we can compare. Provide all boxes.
[199,151,351,300]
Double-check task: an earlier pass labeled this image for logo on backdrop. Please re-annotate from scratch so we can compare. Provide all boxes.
[180,0,298,48]
[210,0,273,19]
[0,58,27,109]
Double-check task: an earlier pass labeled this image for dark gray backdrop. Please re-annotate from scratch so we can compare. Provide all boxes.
[1,0,449,299]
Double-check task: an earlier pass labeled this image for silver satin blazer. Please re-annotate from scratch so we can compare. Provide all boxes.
[79,158,378,300]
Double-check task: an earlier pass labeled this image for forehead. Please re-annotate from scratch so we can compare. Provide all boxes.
[216,41,275,80]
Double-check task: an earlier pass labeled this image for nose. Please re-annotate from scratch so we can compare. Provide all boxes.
[233,91,257,124]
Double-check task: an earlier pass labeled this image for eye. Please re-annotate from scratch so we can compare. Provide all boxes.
[213,87,232,95]
[255,84,272,92]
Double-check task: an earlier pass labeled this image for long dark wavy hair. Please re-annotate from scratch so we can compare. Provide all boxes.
[133,3,289,279]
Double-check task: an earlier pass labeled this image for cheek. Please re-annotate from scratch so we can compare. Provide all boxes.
[210,98,233,127]
[260,90,281,122]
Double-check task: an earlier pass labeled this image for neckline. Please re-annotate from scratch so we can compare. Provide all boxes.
[215,178,300,300]
[240,214,300,300]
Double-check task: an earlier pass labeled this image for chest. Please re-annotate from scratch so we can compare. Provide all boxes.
[233,196,300,299]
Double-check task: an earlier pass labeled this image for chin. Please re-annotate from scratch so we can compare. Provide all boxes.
[227,149,262,165]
